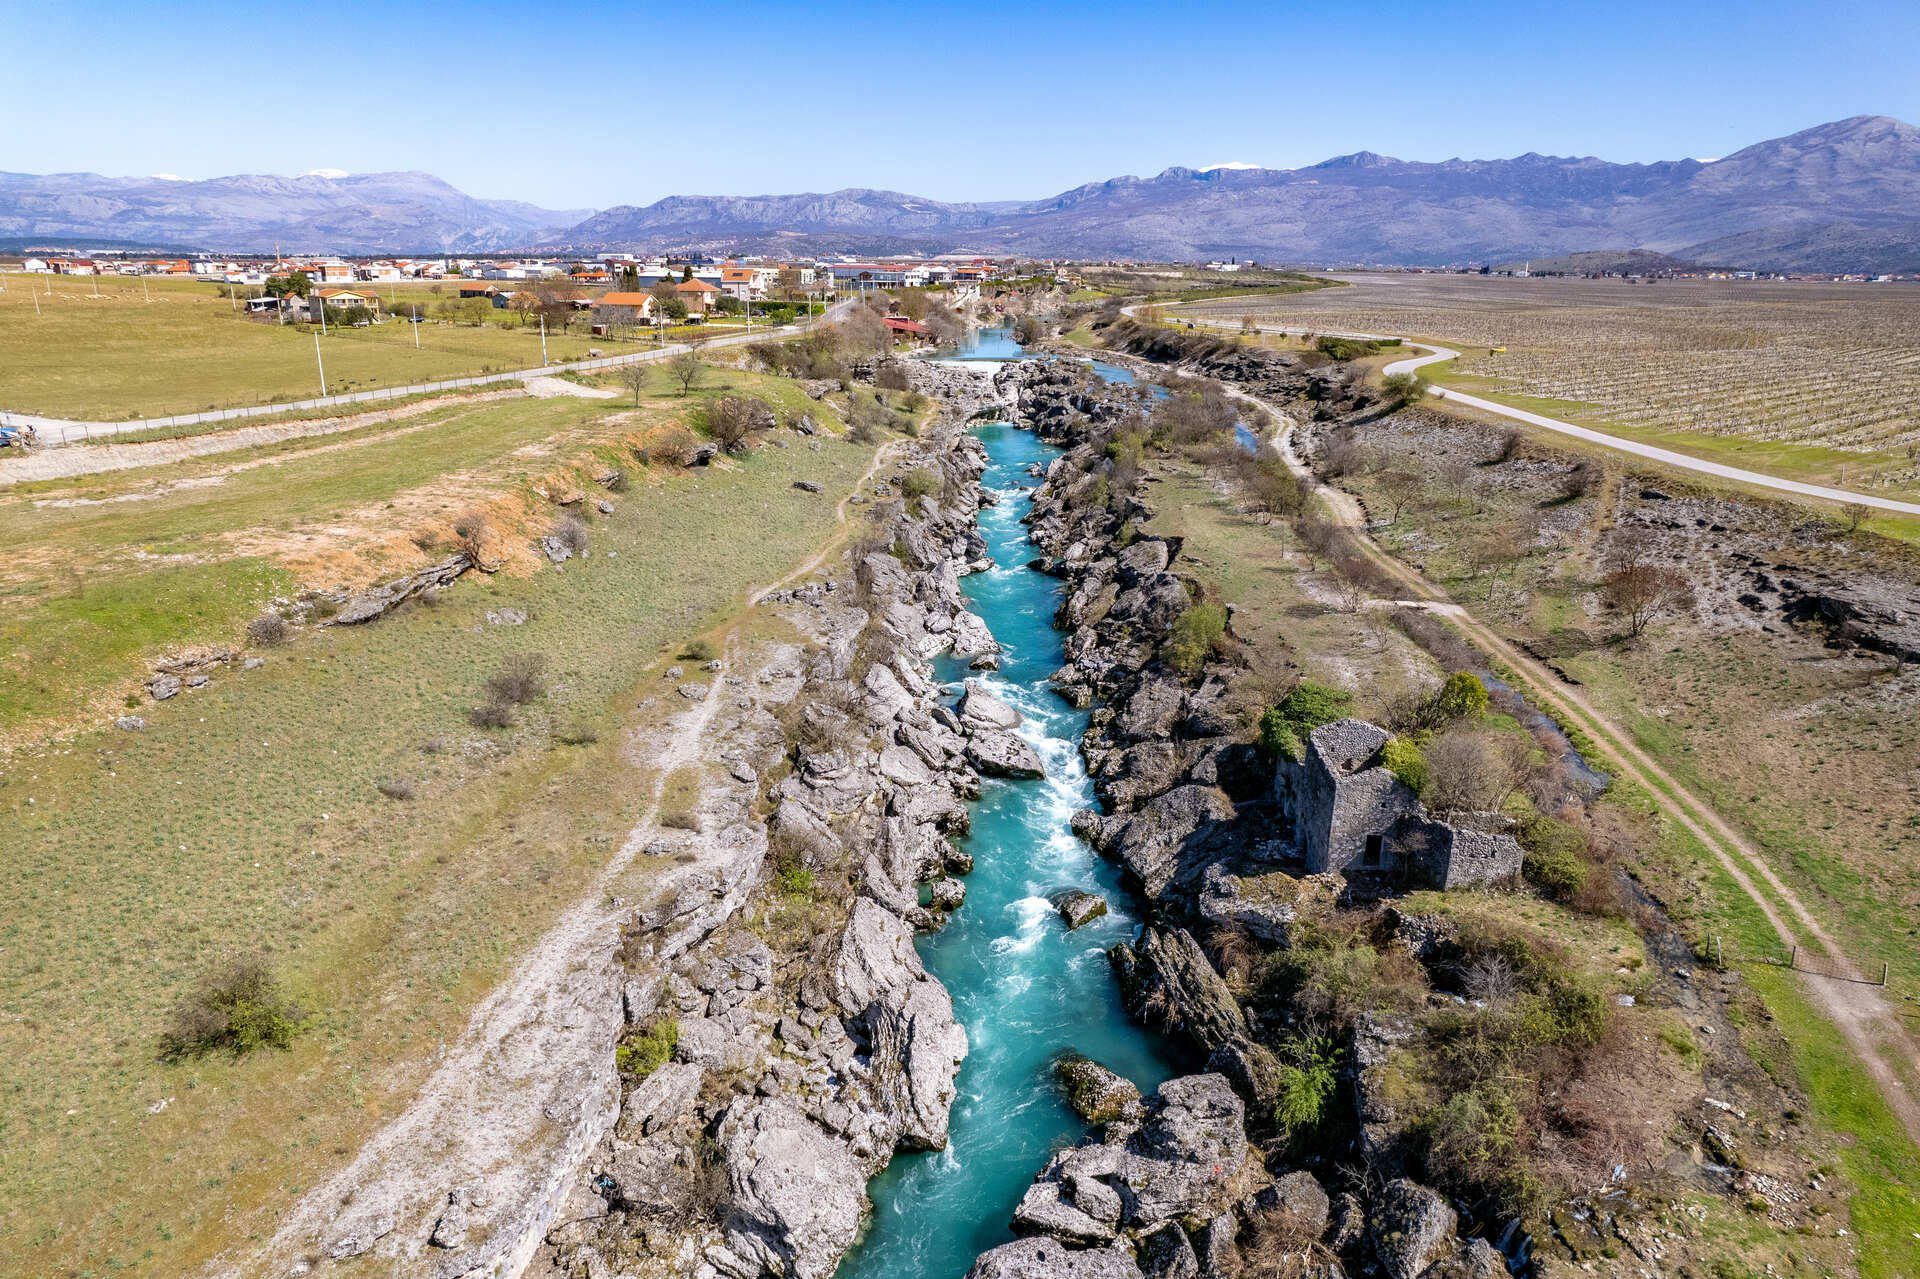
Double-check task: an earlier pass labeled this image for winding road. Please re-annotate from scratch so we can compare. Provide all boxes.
[1136,300,1920,517]
[1192,363,1920,1151]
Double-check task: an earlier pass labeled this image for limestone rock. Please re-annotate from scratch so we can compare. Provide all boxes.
[1253,1170,1331,1241]
[965,1238,1145,1279]
[1369,1179,1457,1279]
[1027,1073,1249,1234]
[1097,785,1236,898]
[1056,1054,1145,1125]
[832,899,967,1150]
[720,1100,866,1279]
[957,681,1022,732]
[967,730,1046,779]
[1192,1213,1240,1278]
[1423,1238,1505,1279]
[950,610,1001,656]
[1055,891,1109,930]
[1112,927,1247,1055]
[620,1060,703,1138]
[1139,1221,1201,1279]
[1013,1181,1117,1244]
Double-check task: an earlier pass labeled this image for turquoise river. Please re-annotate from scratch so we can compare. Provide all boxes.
[836,398,1188,1278]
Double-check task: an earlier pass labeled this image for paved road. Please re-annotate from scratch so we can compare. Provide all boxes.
[1136,300,1920,518]
[2,298,856,447]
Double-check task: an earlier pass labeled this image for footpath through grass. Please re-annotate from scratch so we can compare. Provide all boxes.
[0,377,884,1274]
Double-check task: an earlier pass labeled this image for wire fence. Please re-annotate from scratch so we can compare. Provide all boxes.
[1787,945,1888,985]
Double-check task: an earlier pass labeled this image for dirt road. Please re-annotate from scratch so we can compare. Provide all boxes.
[1230,383,1920,1147]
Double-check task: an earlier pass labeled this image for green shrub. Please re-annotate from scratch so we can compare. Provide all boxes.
[1427,671,1488,723]
[1382,736,1428,792]
[1257,681,1355,758]
[1273,1039,1341,1137]
[1162,601,1228,675]
[774,853,815,898]
[1316,335,1384,361]
[160,958,303,1060]
[900,467,941,511]
[616,1017,679,1078]
[1257,710,1303,761]
[681,637,718,662]
[1380,371,1430,410]
[1518,813,1588,902]
[1421,1083,1534,1209]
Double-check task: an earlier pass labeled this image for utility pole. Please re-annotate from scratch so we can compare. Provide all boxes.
[412,309,419,349]
[540,313,548,365]
[314,331,328,396]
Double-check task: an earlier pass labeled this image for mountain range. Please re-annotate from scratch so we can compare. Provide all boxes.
[0,170,590,255]
[5,117,1918,271]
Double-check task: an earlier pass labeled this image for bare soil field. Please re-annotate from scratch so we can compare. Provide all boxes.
[1185,274,1920,493]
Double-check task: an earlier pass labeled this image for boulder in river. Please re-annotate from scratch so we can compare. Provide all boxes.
[1053,890,1109,930]
[965,1238,1145,1279]
[966,730,1046,779]
[1055,1054,1145,1125]
[957,681,1022,732]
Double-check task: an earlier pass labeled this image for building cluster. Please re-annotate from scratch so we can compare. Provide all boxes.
[12,251,1006,296]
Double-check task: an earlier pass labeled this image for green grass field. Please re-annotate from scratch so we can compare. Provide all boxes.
[0,272,641,419]
[0,361,890,1274]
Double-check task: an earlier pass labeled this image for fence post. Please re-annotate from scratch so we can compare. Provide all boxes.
[1789,945,1797,971]
[1883,963,1889,986]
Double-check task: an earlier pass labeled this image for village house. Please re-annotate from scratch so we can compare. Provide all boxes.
[1275,718,1523,891]
[883,315,932,343]
[313,287,381,314]
[457,282,500,300]
[589,291,655,331]
[674,278,719,315]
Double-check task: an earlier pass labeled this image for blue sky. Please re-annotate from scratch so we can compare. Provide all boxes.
[9,0,1919,211]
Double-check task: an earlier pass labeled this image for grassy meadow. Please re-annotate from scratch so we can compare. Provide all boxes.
[0,358,892,1275]
[0,272,637,419]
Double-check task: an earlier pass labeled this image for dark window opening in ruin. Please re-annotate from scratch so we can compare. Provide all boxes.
[1363,834,1384,868]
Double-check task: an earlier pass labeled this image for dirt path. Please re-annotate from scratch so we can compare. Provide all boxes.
[1228,383,1920,1147]
[0,387,526,486]
[230,430,886,1276]
[749,436,902,605]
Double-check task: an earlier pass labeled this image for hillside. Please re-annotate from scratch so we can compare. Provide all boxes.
[0,169,591,253]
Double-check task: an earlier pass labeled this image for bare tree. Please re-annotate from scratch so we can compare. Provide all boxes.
[1377,469,1423,523]
[621,361,648,406]
[1839,501,1873,534]
[1423,727,1523,814]
[1602,530,1692,637]
[703,395,776,452]
[835,306,890,355]
[666,352,703,397]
